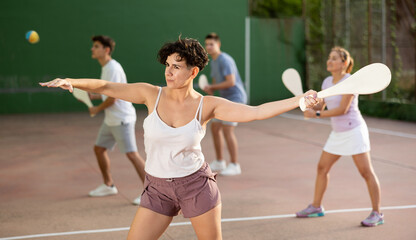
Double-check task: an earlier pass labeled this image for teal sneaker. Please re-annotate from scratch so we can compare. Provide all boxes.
[296,204,325,218]
[361,211,384,227]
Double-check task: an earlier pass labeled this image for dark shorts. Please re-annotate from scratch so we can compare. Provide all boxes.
[140,162,221,218]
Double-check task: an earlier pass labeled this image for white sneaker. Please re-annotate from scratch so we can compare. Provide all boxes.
[88,184,118,197]
[209,160,226,172]
[133,196,141,205]
[220,163,241,176]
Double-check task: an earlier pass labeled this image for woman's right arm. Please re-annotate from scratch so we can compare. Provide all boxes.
[311,101,326,111]
[304,95,353,119]
[39,78,158,105]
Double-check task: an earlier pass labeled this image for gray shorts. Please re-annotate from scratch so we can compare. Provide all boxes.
[95,122,138,153]
[212,118,238,127]
[140,162,221,218]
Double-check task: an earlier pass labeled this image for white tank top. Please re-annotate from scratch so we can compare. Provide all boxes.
[143,88,206,178]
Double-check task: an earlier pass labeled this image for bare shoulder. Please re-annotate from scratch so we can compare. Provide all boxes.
[203,95,229,104]
[201,95,232,116]
[202,95,221,109]
[123,82,159,107]
[131,82,159,96]
[199,96,219,125]
[143,84,162,109]
[203,95,235,108]
[132,82,159,91]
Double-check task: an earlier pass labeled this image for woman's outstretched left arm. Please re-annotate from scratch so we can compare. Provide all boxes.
[205,90,318,123]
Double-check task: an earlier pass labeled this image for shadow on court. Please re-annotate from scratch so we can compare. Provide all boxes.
[1,109,415,240]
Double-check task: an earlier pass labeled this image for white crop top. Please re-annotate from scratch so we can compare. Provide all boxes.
[143,88,206,178]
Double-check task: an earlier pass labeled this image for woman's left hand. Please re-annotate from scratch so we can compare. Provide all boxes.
[303,90,319,109]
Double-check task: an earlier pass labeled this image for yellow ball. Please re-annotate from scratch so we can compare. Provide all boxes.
[26,30,40,44]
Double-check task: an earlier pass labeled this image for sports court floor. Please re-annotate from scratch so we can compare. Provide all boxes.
[1,109,415,240]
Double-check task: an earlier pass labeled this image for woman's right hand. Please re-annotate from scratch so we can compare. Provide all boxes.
[39,78,73,92]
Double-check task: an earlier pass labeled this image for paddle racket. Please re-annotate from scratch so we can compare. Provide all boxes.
[198,74,208,90]
[282,68,303,96]
[72,88,95,117]
[282,68,311,119]
[299,63,391,111]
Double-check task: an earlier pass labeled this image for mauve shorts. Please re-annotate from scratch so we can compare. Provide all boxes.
[140,162,221,218]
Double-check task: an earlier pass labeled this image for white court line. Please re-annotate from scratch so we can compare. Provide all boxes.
[280,113,416,139]
[2,205,415,240]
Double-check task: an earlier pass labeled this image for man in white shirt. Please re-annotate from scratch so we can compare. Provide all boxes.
[88,35,145,205]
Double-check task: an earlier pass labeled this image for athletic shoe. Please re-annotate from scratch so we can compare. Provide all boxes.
[361,211,384,227]
[133,196,141,205]
[220,163,241,176]
[88,184,118,197]
[209,160,226,172]
[296,204,325,218]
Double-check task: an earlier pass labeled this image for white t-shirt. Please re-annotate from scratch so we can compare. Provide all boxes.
[100,59,136,126]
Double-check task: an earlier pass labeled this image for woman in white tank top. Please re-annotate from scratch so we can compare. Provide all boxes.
[40,37,318,240]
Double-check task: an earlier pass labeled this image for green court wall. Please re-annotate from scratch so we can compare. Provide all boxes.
[1,1,306,114]
[249,18,305,105]
[0,0,248,113]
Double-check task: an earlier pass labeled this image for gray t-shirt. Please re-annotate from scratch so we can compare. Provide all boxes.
[210,52,247,104]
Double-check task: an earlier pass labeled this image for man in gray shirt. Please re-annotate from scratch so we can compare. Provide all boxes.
[203,33,247,176]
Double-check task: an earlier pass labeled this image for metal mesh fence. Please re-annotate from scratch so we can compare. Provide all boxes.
[305,0,415,102]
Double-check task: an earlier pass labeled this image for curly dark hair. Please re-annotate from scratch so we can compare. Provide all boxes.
[157,36,209,71]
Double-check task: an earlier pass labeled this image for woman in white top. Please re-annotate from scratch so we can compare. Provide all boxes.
[40,37,318,240]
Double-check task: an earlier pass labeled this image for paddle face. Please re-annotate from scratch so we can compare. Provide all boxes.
[282,68,303,96]
[317,63,391,98]
[299,63,391,111]
[198,74,208,90]
[72,88,95,117]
